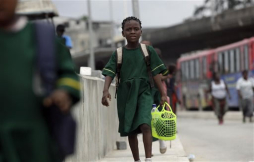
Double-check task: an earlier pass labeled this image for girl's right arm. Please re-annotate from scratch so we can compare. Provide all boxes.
[101,76,113,106]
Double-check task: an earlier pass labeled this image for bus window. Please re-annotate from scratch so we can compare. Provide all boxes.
[230,49,235,73]
[190,60,194,80]
[192,60,195,79]
[185,61,189,80]
[193,59,197,79]
[236,48,240,72]
[224,51,229,73]
[195,59,200,79]
[181,62,185,81]
[184,61,187,81]
[244,45,249,70]
[218,53,223,74]
[202,57,207,77]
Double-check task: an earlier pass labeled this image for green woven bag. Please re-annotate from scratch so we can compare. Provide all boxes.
[151,102,177,141]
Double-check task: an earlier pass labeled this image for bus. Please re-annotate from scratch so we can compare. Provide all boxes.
[177,37,254,110]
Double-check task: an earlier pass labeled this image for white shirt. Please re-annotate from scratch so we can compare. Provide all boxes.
[211,80,227,99]
[236,78,254,99]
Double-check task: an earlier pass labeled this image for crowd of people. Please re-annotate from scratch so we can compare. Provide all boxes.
[207,71,254,125]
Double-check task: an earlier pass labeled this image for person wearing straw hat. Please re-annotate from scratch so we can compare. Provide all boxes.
[0,0,80,161]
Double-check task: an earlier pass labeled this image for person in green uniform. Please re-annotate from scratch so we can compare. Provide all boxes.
[0,0,80,161]
[140,41,170,155]
[101,17,168,162]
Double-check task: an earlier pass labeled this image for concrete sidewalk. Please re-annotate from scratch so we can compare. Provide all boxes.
[99,135,189,162]
[177,110,242,120]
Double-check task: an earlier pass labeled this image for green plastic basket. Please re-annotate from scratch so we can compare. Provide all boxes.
[151,102,177,141]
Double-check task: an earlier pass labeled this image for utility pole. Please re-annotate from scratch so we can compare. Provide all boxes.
[87,0,95,70]
[210,0,216,23]
[109,0,115,49]
[132,0,140,18]
[132,0,142,41]
[124,0,129,18]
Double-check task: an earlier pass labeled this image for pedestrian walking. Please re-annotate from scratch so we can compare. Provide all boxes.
[207,72,231,124]
[236,70,254,123]
[141,40,170,155]
[152,48,171,107]
[165,64,181,115]
[0,0,80,161]
[56,24,73,49]
[101,17,168,162]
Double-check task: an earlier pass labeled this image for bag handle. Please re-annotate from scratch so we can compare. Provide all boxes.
[156,102,173,112]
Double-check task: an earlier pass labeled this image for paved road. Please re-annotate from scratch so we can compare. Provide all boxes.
[177,117,254,162]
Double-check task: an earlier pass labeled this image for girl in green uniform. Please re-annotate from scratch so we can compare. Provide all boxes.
[0,0,80,161]
[101,17,167,162]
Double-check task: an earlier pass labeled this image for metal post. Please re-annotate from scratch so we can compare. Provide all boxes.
[109,0,115,49]
[132,0,142,41]
[87,0,95,70]
[132,0,140,18]
[124,0,128,18]
[210,0,216,23]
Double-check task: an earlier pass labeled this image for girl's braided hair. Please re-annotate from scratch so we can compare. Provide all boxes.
[122,16,142,30]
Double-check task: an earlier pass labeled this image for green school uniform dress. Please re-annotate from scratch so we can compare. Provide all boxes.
[102,46,167,137]
[0,20,80,162]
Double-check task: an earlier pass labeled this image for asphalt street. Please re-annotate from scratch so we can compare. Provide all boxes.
[177,117,254,162]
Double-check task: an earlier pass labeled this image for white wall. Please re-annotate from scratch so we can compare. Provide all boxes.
[66,75,126,162]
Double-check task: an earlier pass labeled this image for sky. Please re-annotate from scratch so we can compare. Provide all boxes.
[52,0,204,28]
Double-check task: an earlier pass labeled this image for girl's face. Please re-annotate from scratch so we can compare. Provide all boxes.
[122,20,142,43]
[0,0,17,27]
